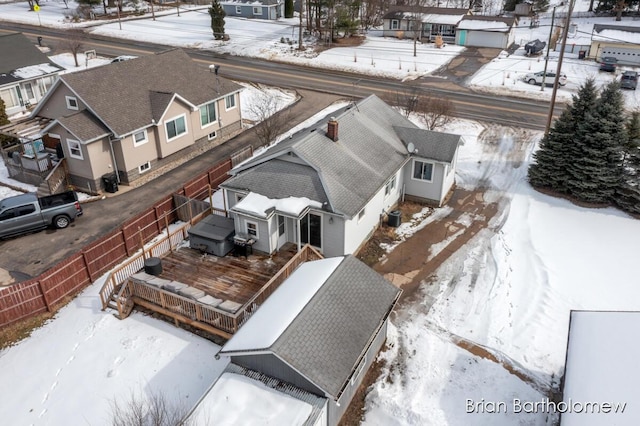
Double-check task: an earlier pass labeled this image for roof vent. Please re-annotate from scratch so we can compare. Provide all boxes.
[327,117,338,142]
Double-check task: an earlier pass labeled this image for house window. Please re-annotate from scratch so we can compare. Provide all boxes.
[351,355,367,386]
[138,162,151,173]
[246,221,258,238]
[133,130,148,146]
[278,215,285,236]
[200,101,217,127]
[0,88,18,108]
[225,93,236,110]
[208,131,217,140]
[385,175,397,196]
[413,160,434,182]
[390,19,399,30]
[358,208,365,222]
[235,5,241,14]
[165,114,187,141]
[23,83,34,99]
[253,6,262,15]
[38,76,55,94]
[65,96,78,110]
[67,139,83,160]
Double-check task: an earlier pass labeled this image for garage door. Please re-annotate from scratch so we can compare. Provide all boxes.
[600,46,640,66]
[465,31,506,49]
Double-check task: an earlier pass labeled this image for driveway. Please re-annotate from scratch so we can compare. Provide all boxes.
[0,90,343,285]
[429,47,502,85]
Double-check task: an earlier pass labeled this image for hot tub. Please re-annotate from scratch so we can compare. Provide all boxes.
[188,214,235,257]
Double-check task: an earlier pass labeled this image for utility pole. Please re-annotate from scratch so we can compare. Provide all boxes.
[545,0,576,135]
[298,0,303,50]
[540,6,556,91]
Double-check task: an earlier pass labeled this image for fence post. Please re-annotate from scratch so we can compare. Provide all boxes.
[208,184,213,214]
[82,251,93,282]
[37,280,52,312]
[138,227,146,260]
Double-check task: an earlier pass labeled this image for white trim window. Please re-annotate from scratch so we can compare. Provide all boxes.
[278,215,285,236]
[208,131,217,140]
[67,139,83,160]
[200,101,217,127]
[235,5,241,14]
[413,160,434,182]
[246,220,258,238]
[165,114,187,141]
[225,93,236,110]
[384,175,397,196]
[65,96,79,110]
[236,193,244,203]
[138,161,151,173]
[390,19,400,30]
[253,6,262,15]
[0,87,18,108]
[357,208,365,222]
[133,130,148,147]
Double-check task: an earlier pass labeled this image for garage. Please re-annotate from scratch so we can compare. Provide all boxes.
[455,16,516,49]
[591,24,640,66]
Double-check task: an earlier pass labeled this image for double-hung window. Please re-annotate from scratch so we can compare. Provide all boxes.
[165,115,187,141]
[390,19,399,30]
[67,139,83,160]
[200,102,217,127]
[385,175,397,196]
[225,94,236,110]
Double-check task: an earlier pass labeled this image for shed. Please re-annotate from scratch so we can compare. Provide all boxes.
[455,15,516,49]
[188,214,235,256]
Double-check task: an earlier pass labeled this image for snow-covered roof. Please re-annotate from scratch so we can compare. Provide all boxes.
[562,311,640,425]
[12,63,62,79]
[189,372,315,425]
[592,28,640,44]
[232,191,323,219]
[458,20,510,32]
[220,257,344,353]
[421,13,465,25]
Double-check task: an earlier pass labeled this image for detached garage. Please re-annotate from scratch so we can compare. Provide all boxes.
[590,24,640,66]
[455,15,516,50]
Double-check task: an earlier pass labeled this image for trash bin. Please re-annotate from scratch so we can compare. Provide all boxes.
[144,257,163,276]
[388,210,401,227]
[102,173,119,193]
[578,50,586,60]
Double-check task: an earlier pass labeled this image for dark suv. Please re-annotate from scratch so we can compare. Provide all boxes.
[599,57,618,72]
[621,71,638,90]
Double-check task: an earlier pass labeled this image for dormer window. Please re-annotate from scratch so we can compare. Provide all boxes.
[65,96,78,110]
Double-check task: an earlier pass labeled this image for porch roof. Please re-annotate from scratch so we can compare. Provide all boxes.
[231,192,322,220]
[56,110,111,143]
[0,115,53,141]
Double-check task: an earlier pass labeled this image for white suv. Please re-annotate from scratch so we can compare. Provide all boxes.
[524,71,567,86]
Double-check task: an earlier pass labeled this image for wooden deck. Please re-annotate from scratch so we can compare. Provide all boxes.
[157,243,298,306]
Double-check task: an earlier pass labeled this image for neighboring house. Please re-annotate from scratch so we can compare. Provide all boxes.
[382,7,471,43]
[455,15,516,49]
[222,0,284,20]
[209,255,401,426]
[220,94,462,257]
[0,33,63,117]
[29,49,243,192]
[590,24,640,66]
[514,1,534,16]
[560,310,639,425]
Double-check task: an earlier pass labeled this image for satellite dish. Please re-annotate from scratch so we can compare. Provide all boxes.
[407,142,415,154]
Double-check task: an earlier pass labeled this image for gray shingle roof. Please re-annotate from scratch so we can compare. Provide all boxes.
[0,33,63,86]
[226,95,412,217]
[220,255,401,400]
[57,110,110,142]
[57,49,242,137]
[393,126,461,163]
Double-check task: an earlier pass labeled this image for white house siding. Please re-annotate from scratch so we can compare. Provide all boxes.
[590,42,640,66]
[461,31,509,49]
[343,170,403,255]
[312,402,328,426]
[403,158,448,206]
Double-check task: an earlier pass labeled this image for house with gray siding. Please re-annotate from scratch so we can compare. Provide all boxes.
[0,33,62,117]
[214,255,401,425]
[455,15,516,49]
[29,49,243,192]
[220,94,462,257]
[222,0,284,20]
[382,7,471,43]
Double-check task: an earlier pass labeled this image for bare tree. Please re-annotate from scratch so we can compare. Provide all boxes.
[417,95,455,130]
[60,31,85,67]
[246,91,294,147]
[110,389,195,426]
[385,87,420,118]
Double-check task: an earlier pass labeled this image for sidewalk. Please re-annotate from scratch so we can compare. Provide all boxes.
[0,90,344,283]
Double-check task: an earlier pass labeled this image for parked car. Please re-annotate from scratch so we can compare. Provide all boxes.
[0,191,83,239]
[524,39,546,56]
[599,57,618,72]
[621,70,638,90]
[111,55,137,63]
[525,71,567,86]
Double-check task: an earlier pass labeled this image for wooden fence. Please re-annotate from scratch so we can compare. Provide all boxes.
[0,159,232,329]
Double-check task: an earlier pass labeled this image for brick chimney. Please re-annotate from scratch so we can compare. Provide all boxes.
[327,117,338,141]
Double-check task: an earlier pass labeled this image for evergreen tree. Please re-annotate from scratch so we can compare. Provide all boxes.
[0,98,14,147]
[209,0,226,40]
[528,79,598,193]
[285,0,293,18]
[566,82,627,204]
[615,112,640,214]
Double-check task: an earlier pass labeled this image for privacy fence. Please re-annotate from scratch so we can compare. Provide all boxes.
[0,152,245,329]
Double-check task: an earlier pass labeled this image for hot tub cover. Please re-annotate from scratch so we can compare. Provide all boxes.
[188,214,235,241]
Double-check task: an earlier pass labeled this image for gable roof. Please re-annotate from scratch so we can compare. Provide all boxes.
[383,7,470,22]
[218,255,401,400]
[0,33,63,87]
[393,126,461,163]
[592,24,640,44]
[38,49,242,137]
[224,95,413,217]
[457,15,516,32]
[56,110,111,143]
